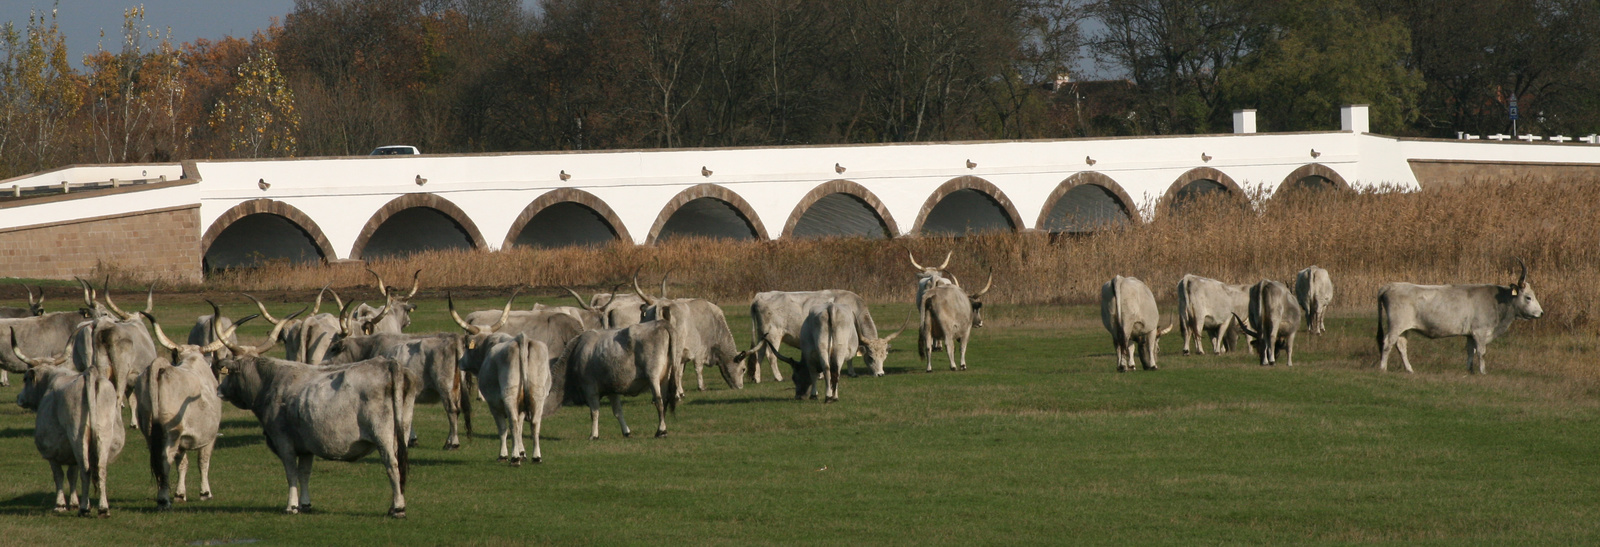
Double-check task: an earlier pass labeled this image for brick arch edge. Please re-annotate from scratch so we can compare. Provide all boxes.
[1034,171,1143,229]
[349,193,489,260]
[502,188,633,248]
[645,183,771,244]
[781,179,900,239]
[912,175,1025,235]
[201,199,339,262]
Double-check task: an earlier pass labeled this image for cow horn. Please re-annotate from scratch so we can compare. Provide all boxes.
[1156,321,1174,337]
[971,273,994,298]
[946,271,961,288]
[492,288,520,331]
[632,268,658,305]
[329,287,345,311]
[447,293,482,334]
[142,284,155,314]
[362,305,390,335]
[563,287,595,311]
[1514,256,1528,289]
[936,251,951,270]
[405,269,421,299]
[1231,313,1258,338]
[258,307,305,353]
[9,327,64,368]
[367,268,390,297]
[102,283,133,321]
[30,285,43,310]
[243,293,281,324]
[599,283,625,309]
[908,251,925,271]
[139,311,180,352]
[660,270,674,299]
[209,300,248,356]
[883,312,913,342]
[312,282,332,315]
[337,299,359,336]
[25,285,36,306]
[75,277,95,309]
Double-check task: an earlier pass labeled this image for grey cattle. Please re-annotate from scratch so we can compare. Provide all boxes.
[0,285,45,318]
[1176,275,1250,355]
[748,289,887,383]
[186,314,236,364]
[140,312,229,509]
[72,287,161,424]
[13,338,125,517]
[909,252,954,352]
[1100,275,1173,372]
[245,288,345,364]
[460,332,549,465]
[590,291,649,329]
[324,331,469,450]
[349,269,421,334]
[635,281,745,393]
[0,311,90,375]
[769,301,903,402]
[554,287,622,329]
[214,328,420,517]
[455,293,581,417]
[1375,259,1542,374]
[1295,266,1334,335]
[1234,279,1303,367]
[563,304,686,440]
[919,273,991,373]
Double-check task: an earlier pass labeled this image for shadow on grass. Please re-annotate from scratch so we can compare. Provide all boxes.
[0,427,32,439]
[687,396,795,406]
[221,418,260,430]
[214,433,265,449]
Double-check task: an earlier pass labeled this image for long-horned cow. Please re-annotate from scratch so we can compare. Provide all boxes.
[1101,275,1174,372]
[351,269,421,334]
[323,329,470,450]
[460,332,550,465]
[563,301,686,440]
[634,278,747,393]
[748,289,886,383]
[12,333,125,517]
[245,286,345,364]
[1233,279,1303,367]
[920,272,991,373]
[139,312,229,509]
[74,285,161,424]
[453,291,581,418]
[1375,258,1542,374]
[1295,266,1334,335]
[211,302,420,518]
[0,285,45,318]
[769,302,904,402]
[1176,274,1250,355]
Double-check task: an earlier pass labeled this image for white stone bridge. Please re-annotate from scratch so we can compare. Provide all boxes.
[2,105,1598,281]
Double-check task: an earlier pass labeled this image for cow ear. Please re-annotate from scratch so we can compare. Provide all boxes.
[1510,287,1519,296]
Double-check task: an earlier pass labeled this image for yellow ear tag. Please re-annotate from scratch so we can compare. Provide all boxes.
[1510,288,1519,296]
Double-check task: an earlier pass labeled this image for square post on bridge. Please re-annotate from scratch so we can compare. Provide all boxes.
[1232,109,1257,134]
[1341,104,1369,133]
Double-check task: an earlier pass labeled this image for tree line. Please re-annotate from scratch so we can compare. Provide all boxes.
[1,0,1595,179]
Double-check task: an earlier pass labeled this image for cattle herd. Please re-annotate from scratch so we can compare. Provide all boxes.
[0,254,1543,518]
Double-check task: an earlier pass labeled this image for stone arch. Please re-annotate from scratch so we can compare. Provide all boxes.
[781,179,900,239]
[1035,171,1142,232]
[1275,163,1352,196]
[913,176,1025,236]
[201,199,338,269]
[1160,167,1247,210]
[350,193,488,260]
[503,188,631,248]
[646,183,770,244]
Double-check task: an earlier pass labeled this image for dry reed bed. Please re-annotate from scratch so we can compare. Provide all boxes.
[196,178,1600,334]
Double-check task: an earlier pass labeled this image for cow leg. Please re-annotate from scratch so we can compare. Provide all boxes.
[611,394,632,438]
[65,465,80,511]
[526,390,546,464]
[378,443,406,518]
[695,360,706,391]
[510,401,527,466]
[198,443,214,500]
[1284,331,1296,367]
[649,386,668,438]
[173,449,189,503]
[493,402,512,461]
[443,396,462,451]
[1395,336,1414,373]
[407,424,419,448]
[92,450,110,517]
[587,390,603,441]
[295,454,314,512]
[1377,330,1397,372]
[50,462,69,512]
[1,370,8,386]
[957,335,970,371]
[1467,335,1489,375]
[763,339,784,383]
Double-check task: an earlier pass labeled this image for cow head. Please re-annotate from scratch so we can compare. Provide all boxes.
[448,289,517,349]
[141,311,229,370]
[24,285,44,316]
[720,350,750,389]
[367,268,421,330]
[860,315,910,377]
[211,300,302,361]
[958,272,994,328]
[909,251,952,279]
[1507,257,1543,320]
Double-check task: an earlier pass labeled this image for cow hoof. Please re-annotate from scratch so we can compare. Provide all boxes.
[497,456,508,463]
[200,492,212,501]
[157,501,172,511]
[78,508,91,517]
[623,431,632,438]
[809,394,818,400]
[407,439,419,448]
[959,365,967,371]
[589,435,599,441]
[174,493,187,502]
[846,371,857,378]
[655,430,668,438]
[389,507,406,519]
[510,457,522,467]
[98,509,110,518]
[53,504,68,512]
[530,456,542,464]
[300,503,312,512]
[443,442,460,451]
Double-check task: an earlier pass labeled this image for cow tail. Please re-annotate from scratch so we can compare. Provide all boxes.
[81,369,99,492]
[1375,290,1388,353]
[455,346,472,437]
[519,337,539,416]
[917,292,930,359]
[389,360,409,492]
[665,317,682,416]
[1110,281,1125,348]
[146,361,167,487]
[1176,278,1190,340]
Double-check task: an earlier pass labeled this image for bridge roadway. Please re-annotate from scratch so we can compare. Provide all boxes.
[1,106,1598,279]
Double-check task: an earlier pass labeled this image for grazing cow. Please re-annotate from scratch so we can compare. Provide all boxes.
[460,332,549,465]
[0,285,45,318]
[350,269,420,334]
[769,301,904,402]
[920,273,991,372]
[455,292,582,417]
[1100,276,1173,372]
[323,331,469,450]
[1375,259,1543,374]
[1295,266,1334,335]
[139,312,228,509]
[212,309,420,518]
[1176,275,1250,355]
[563,302,686,440]
[748,289,887,383]
[634,280,746,393]
[12,336,125,517]
[1234,279,1303,367]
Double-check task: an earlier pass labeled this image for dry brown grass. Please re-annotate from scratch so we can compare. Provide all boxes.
[192,178,1599,334]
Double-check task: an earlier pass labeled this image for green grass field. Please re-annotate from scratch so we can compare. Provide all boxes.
[0,293,1596,545]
